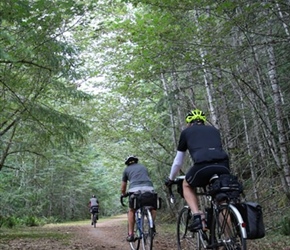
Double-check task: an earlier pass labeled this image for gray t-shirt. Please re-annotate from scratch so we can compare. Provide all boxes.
[122,163,154,192]
[90,197,98,207]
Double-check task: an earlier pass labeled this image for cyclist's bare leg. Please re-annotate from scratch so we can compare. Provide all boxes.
[151,209,156,221]
[219,207,231,238]
[151,209,157,232]
[183,179,199,214]
[128,208,135,235]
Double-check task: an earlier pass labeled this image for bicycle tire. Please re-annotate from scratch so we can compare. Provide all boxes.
[177,206,202,250]
[141,208,154,250]
[130,238,141,250]
[93,213,97,228]
[211,203,247,250]
[129,221,141,250]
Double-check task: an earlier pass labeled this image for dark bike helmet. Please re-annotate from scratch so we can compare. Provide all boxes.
[185,109,206,124]
[125,155,139,165]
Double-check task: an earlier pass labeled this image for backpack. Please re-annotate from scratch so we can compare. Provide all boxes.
[209,174,243,201]
[236,202,265,239]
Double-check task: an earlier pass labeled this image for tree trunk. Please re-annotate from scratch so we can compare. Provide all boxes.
[267,44,290,198]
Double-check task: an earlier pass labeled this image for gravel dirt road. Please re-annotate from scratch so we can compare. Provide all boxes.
[0,214,176,250]
[1,214,282,250]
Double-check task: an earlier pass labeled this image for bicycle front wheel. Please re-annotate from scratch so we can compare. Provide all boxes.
[141,208,154,250]
[211,204,247,250]
[177,206,202,250]
[129,226,141,250]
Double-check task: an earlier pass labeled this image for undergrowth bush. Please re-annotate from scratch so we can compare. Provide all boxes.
[43,216,62,224]
[22,216,40,227]
[0,216,18,228]
[280,216,290,236]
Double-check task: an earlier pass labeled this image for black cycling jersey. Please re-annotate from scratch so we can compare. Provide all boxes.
[177,124,228,164]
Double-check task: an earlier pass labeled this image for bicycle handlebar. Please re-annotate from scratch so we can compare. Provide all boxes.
[167,175,185,204]
[120,193,130,207]
[168,184,175,204]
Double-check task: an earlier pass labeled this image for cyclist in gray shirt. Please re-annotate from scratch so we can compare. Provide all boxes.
[121,155,156,242]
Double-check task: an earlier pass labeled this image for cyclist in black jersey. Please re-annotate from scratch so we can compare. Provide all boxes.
[121,155,157,242]
[165,109,230,232]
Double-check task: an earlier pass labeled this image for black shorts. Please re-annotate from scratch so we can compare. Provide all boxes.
[185,161,230,188]
[128,193,136,209]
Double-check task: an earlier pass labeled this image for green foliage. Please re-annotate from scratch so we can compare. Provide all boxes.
[22,216,40,227]
[280,216,290,236]
[0,226,71,242]
[1,0,290,234]
[0,216,18,228]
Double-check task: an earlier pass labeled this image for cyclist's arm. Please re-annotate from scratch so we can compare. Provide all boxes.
[121,181,127,196]
[169,151,185,180]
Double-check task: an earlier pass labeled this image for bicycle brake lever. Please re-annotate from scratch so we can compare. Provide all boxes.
[168,184,175,203]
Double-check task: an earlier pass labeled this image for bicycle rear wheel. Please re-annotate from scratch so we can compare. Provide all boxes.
[211,204,247,250]
[141,208,154,250]
[93,213,97,228]
[177,206,202,250]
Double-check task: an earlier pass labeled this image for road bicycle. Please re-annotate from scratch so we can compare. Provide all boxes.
[121,192,157,250]
[168,175,247,250]
[91,206,99,228]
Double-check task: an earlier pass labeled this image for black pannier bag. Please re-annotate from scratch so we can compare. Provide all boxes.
[132,191,161,210]
[236,202,265,239]
[209,174,243,201]
[91,206,99,213]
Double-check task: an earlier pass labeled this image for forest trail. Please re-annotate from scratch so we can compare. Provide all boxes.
[0,214,282,249]
[1,214,175,250]
[79,213,173,249]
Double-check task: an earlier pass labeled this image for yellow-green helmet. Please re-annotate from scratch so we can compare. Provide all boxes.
[185,109,206,123]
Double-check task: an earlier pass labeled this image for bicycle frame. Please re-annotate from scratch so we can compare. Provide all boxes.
[228,204,247,238]
[135,208,143,238]
[209,200,247,249]
[121,193,155,250]
[169,175,247,250]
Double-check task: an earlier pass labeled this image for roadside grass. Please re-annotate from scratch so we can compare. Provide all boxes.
[248,230,290,250]
[157,221,176,235]
[157,215,290,250]
[44,215,124,227]
[1,214,289,250]
[0,226,71,242]
[0,214,127,244]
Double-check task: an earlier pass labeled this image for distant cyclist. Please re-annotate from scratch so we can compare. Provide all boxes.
[165,109,230,231]
[89,195,99,225]
[121,155,157,242]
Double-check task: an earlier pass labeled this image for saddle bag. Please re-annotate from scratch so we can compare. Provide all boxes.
[209,174,243,201]
[131,191,161,210]
[236,202,265,239]
[91,206,99,213]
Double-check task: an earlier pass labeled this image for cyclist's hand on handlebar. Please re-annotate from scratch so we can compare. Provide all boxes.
[164,177,174,187]
[120,194,127,207]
